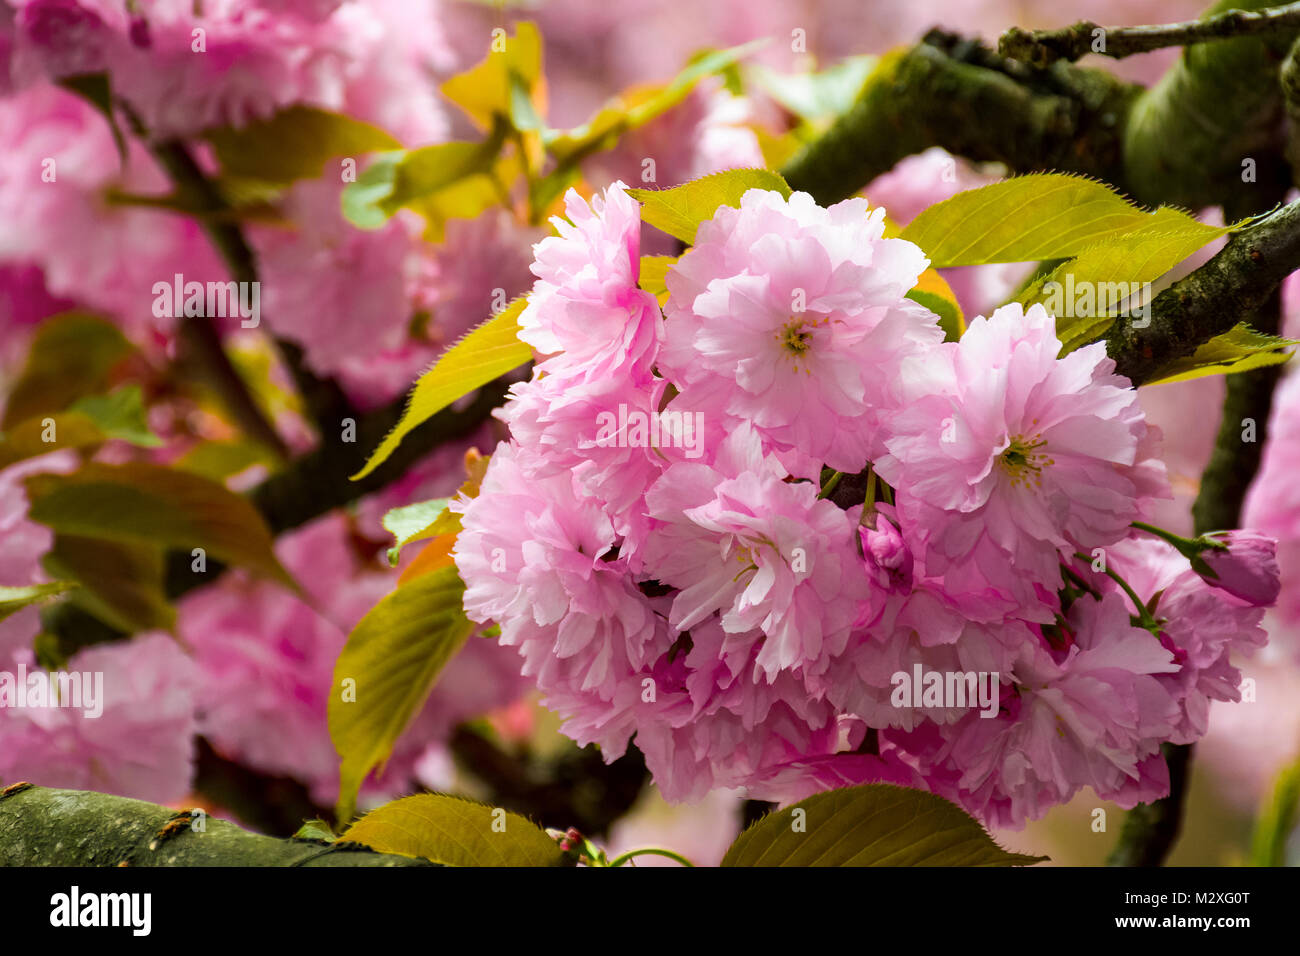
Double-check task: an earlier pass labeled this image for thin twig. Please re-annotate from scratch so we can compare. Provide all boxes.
[1000,2,1300,66]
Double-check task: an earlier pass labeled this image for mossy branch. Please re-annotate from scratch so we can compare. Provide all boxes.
[1102,195,1300,385]
[781,31,1139,205]
[0,783,435,866]
[999,2,1300,66]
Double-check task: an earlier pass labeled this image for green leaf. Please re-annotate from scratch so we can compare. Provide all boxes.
[293,819,338,843]
[0,386,160,470]
[1249,756,1300,867]
[2,313,135,428]
[1016,221,1232,352]
[441,21,543,131]
[24,462,294,589]
[352,298,530,480]
[629,168,793,244]
[340,127,507,230]
[0,581,79,623]
[205,106,400,187]
[639,254,676,303]
[907,268,965,341]
[1144,323,1295,384]
[899,174,1230,267]
[330,566,476,822]
[41,535,175,634]
[544,41,767,165]
[748,55,878,126]
[906,289,963,342]
[342,793,569,867]
[67,386,162,447]
[173,439,278,481]
[720,783,1047,867]
[381,497,451,566]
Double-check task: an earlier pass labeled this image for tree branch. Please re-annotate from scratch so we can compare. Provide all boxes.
[999,2,1300,66]
[1106,184,1291,866]
[0,783,434,866]
[786,5,1294,211]
[781,31,1139,205]
[1103,196,1300,385]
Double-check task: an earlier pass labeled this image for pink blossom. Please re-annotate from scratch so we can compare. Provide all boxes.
[895,590,1180,827]
[877,302,1169,604]
[1244,370,1300,622]
[0,83,228,338]
[643,425,869,680]
[518,182,663,379]
[251,177,431,378]
[1100,535,1268,743]
[0,452,77,659]
[659,187,939,477]
[632,616,845,802]
[452,440,673,757]
[0,635,198,802]
[185,505,528,806]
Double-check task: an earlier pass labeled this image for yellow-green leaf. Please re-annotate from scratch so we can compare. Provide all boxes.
[2,313,134,428]
[352,299,530,480]
[342,793,569,867]
[441,22,543,131]
[545,41,767,165]
[330,565,475,822]
[900,174,1229,267]
[1016,221,1231,351]
[639,254,676,305]
[23,462,294,589]
[381,497,451,566]
[205,105,400,187]
[0,581,78,623]
[1249,756,1300,867]
[1145,323,1296,385]
[748,55,878,126]
[721,783,1047,867]
[41,535,174,634]
[173,439,278,481]
[1,384,165,468]
[629,168,793,244]
[340,128,507,230]
[907,268,965,341]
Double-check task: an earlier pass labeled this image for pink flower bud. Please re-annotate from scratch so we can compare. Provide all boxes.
[1200,530,1280,607]
[858,517,913,593]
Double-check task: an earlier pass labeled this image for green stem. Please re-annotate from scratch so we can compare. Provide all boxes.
[817,470,844,499]
[608,847,696,868]
[1073,552,1158,630]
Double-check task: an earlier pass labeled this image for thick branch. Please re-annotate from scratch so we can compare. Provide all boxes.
[787,7,1294,212]
[781,31,1139,205]
[1107,189,1289,866]
[999,2,1300,66]
[0,783,433,866]
[1106,743,1194,866]
[1103,196,1300,385]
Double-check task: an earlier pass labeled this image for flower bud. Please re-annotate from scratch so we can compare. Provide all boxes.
[1199,530,1280,607]
[858,514,913,593]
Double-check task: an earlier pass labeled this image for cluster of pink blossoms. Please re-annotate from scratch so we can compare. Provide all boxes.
[453,182,1279,826]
